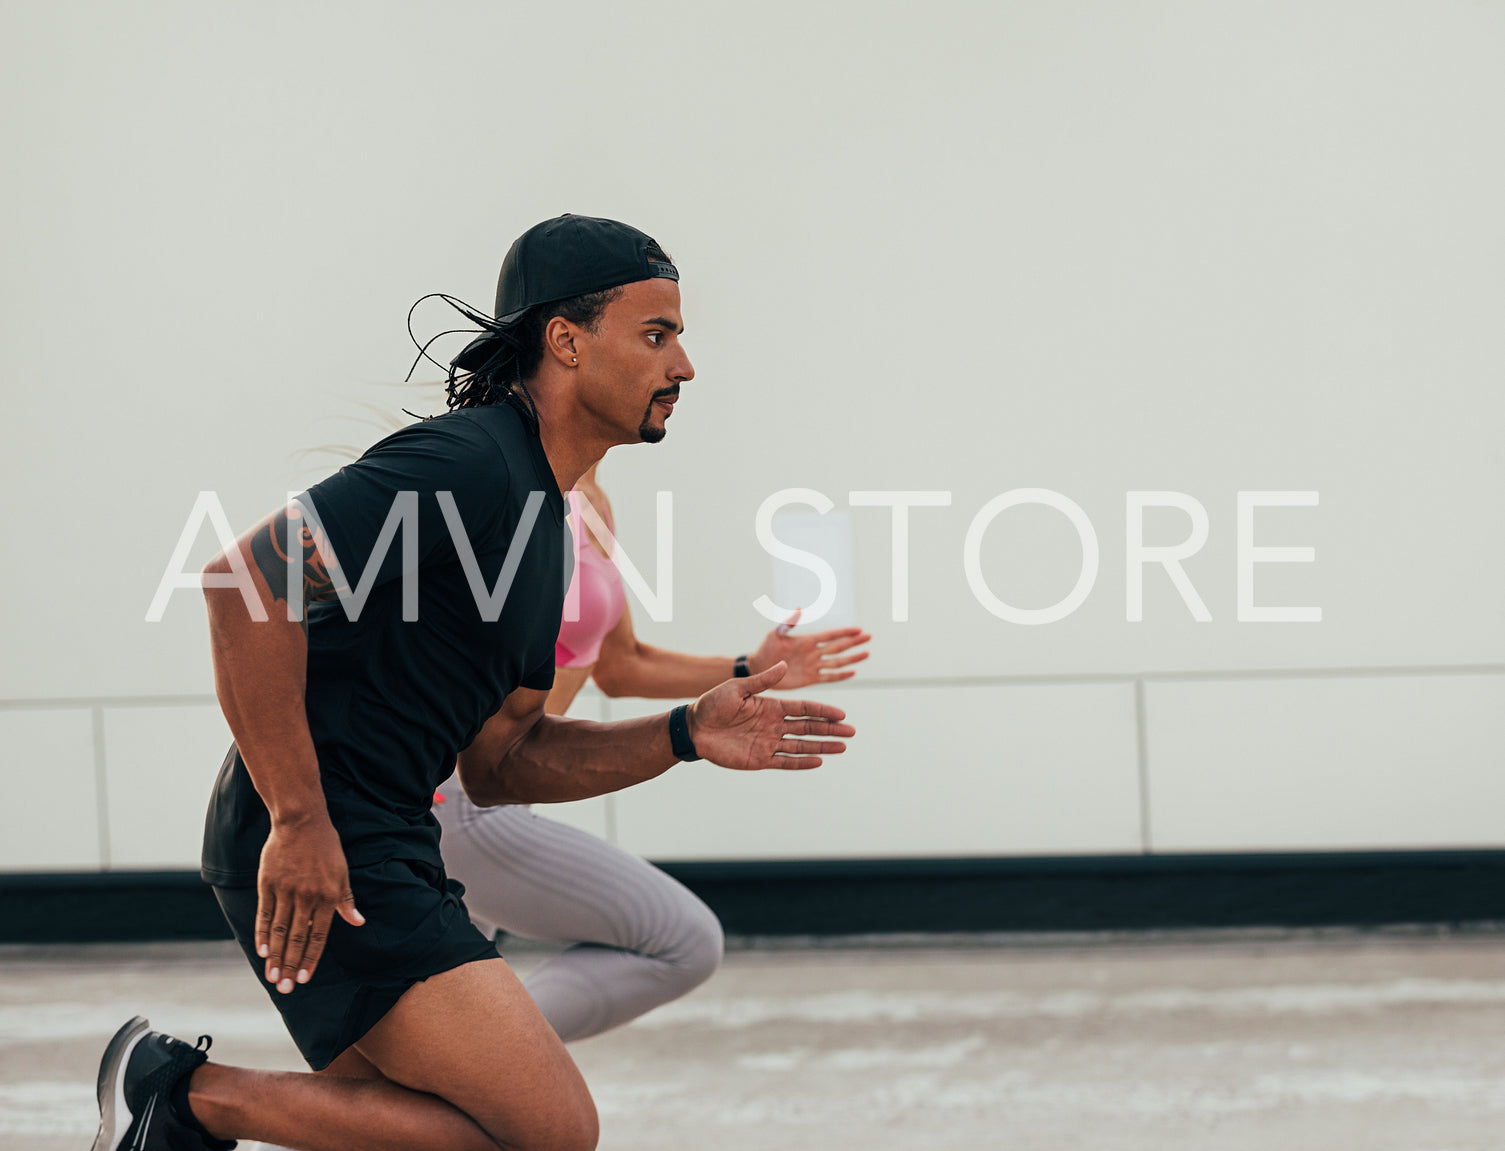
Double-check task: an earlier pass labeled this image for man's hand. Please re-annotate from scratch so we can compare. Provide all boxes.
[689,661,856,770]
[255,814,364,993]
[749,608,872,689]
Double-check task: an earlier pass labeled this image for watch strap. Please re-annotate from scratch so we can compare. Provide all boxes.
[668,704,701,761]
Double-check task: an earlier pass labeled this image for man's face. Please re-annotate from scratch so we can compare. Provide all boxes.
[575,277,694,445]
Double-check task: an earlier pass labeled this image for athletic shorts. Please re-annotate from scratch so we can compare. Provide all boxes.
[213,856,500,1070]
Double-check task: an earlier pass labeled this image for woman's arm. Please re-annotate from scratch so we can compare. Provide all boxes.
[543,664,593,716]
[588,601,739,698]
[590,603,872,699]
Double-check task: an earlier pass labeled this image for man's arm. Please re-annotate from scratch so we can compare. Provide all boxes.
[457,663,857,807]
[215,503,337,806]
[456,686,679,806]
[205,502,363,995]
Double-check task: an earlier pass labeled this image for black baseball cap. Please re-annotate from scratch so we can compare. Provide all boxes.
[451,213,678,373]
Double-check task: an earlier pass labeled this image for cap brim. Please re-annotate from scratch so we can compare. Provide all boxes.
[450,334,498,372]
[450,318,526,373]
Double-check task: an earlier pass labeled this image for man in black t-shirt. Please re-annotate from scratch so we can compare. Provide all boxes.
[201,402,571,896]
[91,215,856,1151]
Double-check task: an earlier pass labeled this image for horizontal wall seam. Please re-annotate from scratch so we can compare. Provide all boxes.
[0,694,220,710]
[4,665,1505,709]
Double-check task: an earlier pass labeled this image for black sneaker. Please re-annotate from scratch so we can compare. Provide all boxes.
[91,1016,235,1151]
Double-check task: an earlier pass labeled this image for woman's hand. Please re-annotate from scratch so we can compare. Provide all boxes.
[748,608,872,689]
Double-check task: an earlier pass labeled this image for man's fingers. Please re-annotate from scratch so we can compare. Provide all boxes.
[781,717,854,737]
[294,907,337,987]
[766,752,823,770]
[254,890,275,962]
[265,899,294,984]
[336,891,366,927]
[279,898,317,990]
[255,884,279,974]
[779,700,850,724]
[777,737,847,756]
[741,660,788,693]
[818,669,858,683]
[261,889,360,991]
[777,717,854,736]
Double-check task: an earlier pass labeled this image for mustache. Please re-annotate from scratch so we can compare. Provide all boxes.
[651,385,681,401]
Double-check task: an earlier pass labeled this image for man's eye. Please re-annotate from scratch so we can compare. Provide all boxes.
[647,332,662,344]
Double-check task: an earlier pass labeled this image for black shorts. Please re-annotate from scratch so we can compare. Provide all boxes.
[213,856,500,1070]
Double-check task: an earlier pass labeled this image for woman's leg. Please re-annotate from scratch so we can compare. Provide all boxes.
[184,958,597,1151]
[438,799,724,1041]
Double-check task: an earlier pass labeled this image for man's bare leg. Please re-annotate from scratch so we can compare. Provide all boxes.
[318,1047,384,1078]
[182,959,597,1151]
[241,1048,401,1151]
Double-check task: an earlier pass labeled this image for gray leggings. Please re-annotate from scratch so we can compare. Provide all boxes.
[432,786,724,1042]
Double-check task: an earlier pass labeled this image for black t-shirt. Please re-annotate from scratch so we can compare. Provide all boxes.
[200,403,569,887]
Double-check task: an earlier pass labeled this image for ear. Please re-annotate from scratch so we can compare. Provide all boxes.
[543,316,581,369]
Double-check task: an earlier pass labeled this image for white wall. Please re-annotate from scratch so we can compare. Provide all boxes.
[2,1,1502,870]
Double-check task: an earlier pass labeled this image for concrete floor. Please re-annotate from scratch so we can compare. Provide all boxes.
[4,928,1505,1151]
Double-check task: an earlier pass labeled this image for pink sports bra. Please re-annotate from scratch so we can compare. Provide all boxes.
[555,491,627,668]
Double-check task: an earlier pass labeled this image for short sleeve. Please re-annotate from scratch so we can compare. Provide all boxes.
[520,654,556,692]
[298,418,511,592]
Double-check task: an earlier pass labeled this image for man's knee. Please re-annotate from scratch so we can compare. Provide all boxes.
[567,1094,600,1151]
[528,1089,597,1151]
[464,1082,596,1151]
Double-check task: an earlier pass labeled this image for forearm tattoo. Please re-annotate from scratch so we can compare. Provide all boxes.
[248,505,346,621]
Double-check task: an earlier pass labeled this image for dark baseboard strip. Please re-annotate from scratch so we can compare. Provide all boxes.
[4,851,1505,944]
[0,871,232,944]
[659,851,1505,936]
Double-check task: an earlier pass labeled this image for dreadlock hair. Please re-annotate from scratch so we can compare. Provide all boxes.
[445,241,674,415]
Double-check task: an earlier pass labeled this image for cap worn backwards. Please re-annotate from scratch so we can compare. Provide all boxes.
[451,214,678,374]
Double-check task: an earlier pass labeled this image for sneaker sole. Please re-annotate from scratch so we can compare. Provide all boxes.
[92,1015,149,1151]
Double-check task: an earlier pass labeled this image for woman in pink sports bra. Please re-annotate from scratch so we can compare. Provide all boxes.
[553,488,628,672]
[432,461,872,1043]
